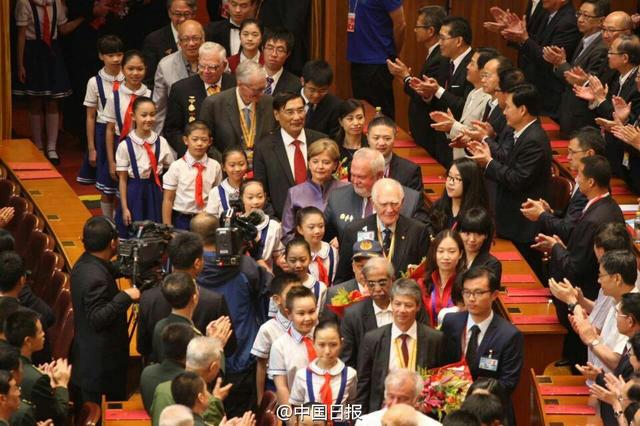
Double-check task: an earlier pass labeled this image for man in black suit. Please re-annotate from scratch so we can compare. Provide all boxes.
[69,217,140,404]
[253,92,326,219]
[198,61,276,154]
[263,28,301,96]
[356,278,444,414]
[366,116,423,194]
[336,178,430,282]
[387,5,446,157]
[300,60,342,138]
[165,42,236,157]
[205,0,255,56]
[142,0,197,88]
[137,232,236,364]
[441,267,524,425]
[467,83,552,280]
[521,127,603,242]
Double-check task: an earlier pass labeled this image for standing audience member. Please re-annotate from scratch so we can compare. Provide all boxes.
[262,28,301,95]
[205,0,256,57]
[460,393,504,426]
[334,99,368,172]
[159,404,194,426]
[300,60,343,138]
[457,207,502,281]
[227,19,263,73]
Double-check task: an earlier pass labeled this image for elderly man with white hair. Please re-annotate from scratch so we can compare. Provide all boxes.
[199,61,277,154]
[335,177,431,282]
[164,42,237,157]
[159,405,194,426]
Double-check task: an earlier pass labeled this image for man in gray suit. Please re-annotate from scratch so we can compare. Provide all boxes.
[153,20,205,134]
[199,61,276,154]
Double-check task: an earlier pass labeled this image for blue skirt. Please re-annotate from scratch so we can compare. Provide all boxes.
[12,39,71,98]
[115,177,163,238]
[95,126,118,195]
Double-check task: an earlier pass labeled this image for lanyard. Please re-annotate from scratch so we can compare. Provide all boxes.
[393,335,417,370]
[377,227,396,261]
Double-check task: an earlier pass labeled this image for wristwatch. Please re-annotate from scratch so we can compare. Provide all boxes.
[614,410,623,419]
[589,339,601,349]
[567,303,577,315]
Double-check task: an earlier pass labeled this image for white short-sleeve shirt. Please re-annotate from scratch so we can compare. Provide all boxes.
[268,328,314,389]
[251,310,291,359]
[163,153,223,213]
[84,69,125,123]
[115,131,176,178]
[267,274,327,318]
[205,178,241,218]
[309,241,339,287]
[255,216,285,267]
[102,83,151,135]
[289,359,358,411]
[15,0,67,39]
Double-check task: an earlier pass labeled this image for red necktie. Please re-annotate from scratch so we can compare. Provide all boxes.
[143,142,161,187]
[119,94,137,142]
[399,334,409,367]
[302,336,317,362]
[40,3,51,48]
[319,372,333,408]
[292,140,307,184]
[194,162,205,208]
[315,255,329,286]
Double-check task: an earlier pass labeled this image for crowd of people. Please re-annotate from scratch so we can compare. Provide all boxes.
[4,0,640,425]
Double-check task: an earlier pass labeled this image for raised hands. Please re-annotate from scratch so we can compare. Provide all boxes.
[564,66,588,86]
[542,45,567,66]
[429,108,456,133]
[220,411,257,426]
[386,58,412,80]
[520,198,550,222]
[207,316,233,347]
[212,377,233,401]
[611,124,640,150]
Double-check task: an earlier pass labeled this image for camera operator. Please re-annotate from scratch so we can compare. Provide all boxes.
[137,232,237,364]
[70,216,140,405]
[191,212,272,417]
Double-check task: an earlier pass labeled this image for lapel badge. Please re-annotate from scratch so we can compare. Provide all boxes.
[165,48,173,55]
[340,213,345,220]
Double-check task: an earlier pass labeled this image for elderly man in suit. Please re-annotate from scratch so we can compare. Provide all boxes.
[142,0,198,88]
[263,28,301,96]
[165,42,236,157]
[199,61,276,155]
[252,92,326,219]
[356,278,444,414]
[153,20,204,134]
[205,0,256,56]
[336,178,430,282]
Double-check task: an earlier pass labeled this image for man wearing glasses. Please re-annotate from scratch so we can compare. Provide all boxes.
[441,266,524,426]
[165,42,236,157]
[262,28,301,96]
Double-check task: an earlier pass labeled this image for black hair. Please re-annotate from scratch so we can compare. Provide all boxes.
[486,55,513,76]
[82,216,117,252]
[582,0,611,18]
[222,147,248,165]
[263,27,295,53]
[475,47,500,70]
[442,16,472,45]
[508,83,542,116]
[295,206,325,235]
[462,266,500,293]
[122,49,146,68]
[239,179,265,206]
[368,115,397,134]
[313,319,341,340]
[97,34,124,55]
[4,310,39,348]
[285,285,315,312]
[239,18,262,33]
[184,120,211,137]
[442,410,481,426]
[424,230,466,293]
[457,207,495,254]
[498,68,526,92]
[630,331,640,361]
[621,293,640,324]
[0,299,20,335]
[171,371,204,409]
[167,232,204,270]
[580,155,611,188]
[617,34,640,65]
[335,98,365,142]
[417,6,447,33]
[594,222,632,251]
[0,251,25,293]
[460,393,504,425]
[0,229,15,252]
[272,91,305,111]
[161,271,197,309]
[467,377,509,417]
[625,401,640,424]
[0,370,12,395]
[132,96,155,114]
[271,272,302,296]
[600,249,638,286]
[285,237,312,258]
[302,60,334,87]
[0,346,20,371]
[571,126,606,156]
[162,323,197,362]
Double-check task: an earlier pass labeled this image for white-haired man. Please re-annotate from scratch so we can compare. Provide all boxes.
[159,404,194,426]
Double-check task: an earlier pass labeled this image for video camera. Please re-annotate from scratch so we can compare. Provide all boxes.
[214,208,261,267]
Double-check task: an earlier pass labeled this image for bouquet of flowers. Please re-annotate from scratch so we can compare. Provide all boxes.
[332,158,350,182]
[401,256,427,279]
[417,360,473,420]
[327,288,367,317]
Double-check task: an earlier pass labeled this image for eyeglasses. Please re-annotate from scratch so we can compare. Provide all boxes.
[480,72,494,79]
[264,45,288,55]
[170,10,194,18]
[280,107,305,117]
[438,34,456,41]
[366,279,389,288]
[567,148,587,155]
[241,83,267,93]
[575,11,601,19]
[615,308,630,318]
[179,35,203,43]
[198,64,222,73]
[608,51,626,56]
[598,272,611,279]
[377,201,401,210]
[462,289,492,298]
[446,174,463,184]
[601,27,627,34]
[414,25,431,30]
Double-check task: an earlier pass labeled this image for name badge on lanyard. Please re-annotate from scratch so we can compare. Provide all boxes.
[479,350,498,372]
[347,13,356,32]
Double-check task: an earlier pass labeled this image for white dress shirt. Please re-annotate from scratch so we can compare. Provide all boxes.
[389,321,418,371]
[282,128,308,177]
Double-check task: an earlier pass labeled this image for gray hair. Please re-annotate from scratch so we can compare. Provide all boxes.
[185,337,222,370]
[390,278,422,307]
[352,147,385,176]
[167,0,197,10]
[362,257,394,280]
[159,405,194,426]
[236,61,267,84]
[384,368,424,399]
[199,42,227,61]
[371,178,405,205]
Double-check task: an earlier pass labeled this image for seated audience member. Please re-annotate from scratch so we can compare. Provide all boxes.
[0,346,35,425]
[227,19,264,74]
[324,148,429,242]
[355,369,441,425]
[334,99,368,172]
[262,28,301,96]
[337,178,431,282]
[367,115,423,193]
[5,311,70,425]
[460,393,504,426]
[0,370,20,425]
[141,323,196,413]
[0,210,15,234]
[417,230,465,327]
[442,410,481,426]
[281,139,349,239]
[300,60,343,138]
[457,207,502,282]
[151,337,228,426]
[356,278,444,413]
[164,43,236,157]
[521,126,604,242]
[252,91,327,219]
[467,377,510,423]
[198,61,276,154]
[171,371,221,425]
[381,403,424,426]
[138,232,235,363]
[0,302,20,350]
[153,20,205,133]
[205,0,255,56]
[441,267,524,425]
[159,404,194,426]
[340,256,394,368]
[429,157,490,236]
[593,375,640,426]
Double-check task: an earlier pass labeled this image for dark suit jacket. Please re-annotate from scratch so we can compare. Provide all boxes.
[336,215,430,282]
[198,88,277,153]
[165,73,237,156]
[140,359,184,413]
[356,322,444,413]
[252,128,327,219]
[306,93,343,138]
[432,50,475,119]
[340,299,379,368]
[142,24,178,89]
[205,19,235,56]
[485,120,552,243]
[539,188,588,243]
[487,102,507,138]
[388,153,423,194]
[273,70,302,95]
[550,196,624,300]
[137,284,236,363]
[468,251,503,284]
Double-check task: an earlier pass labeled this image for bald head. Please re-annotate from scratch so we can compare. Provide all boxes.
[381,404,419,426]
[602,11,633,46]
[178,20,205,60]
[190,213,218,247]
